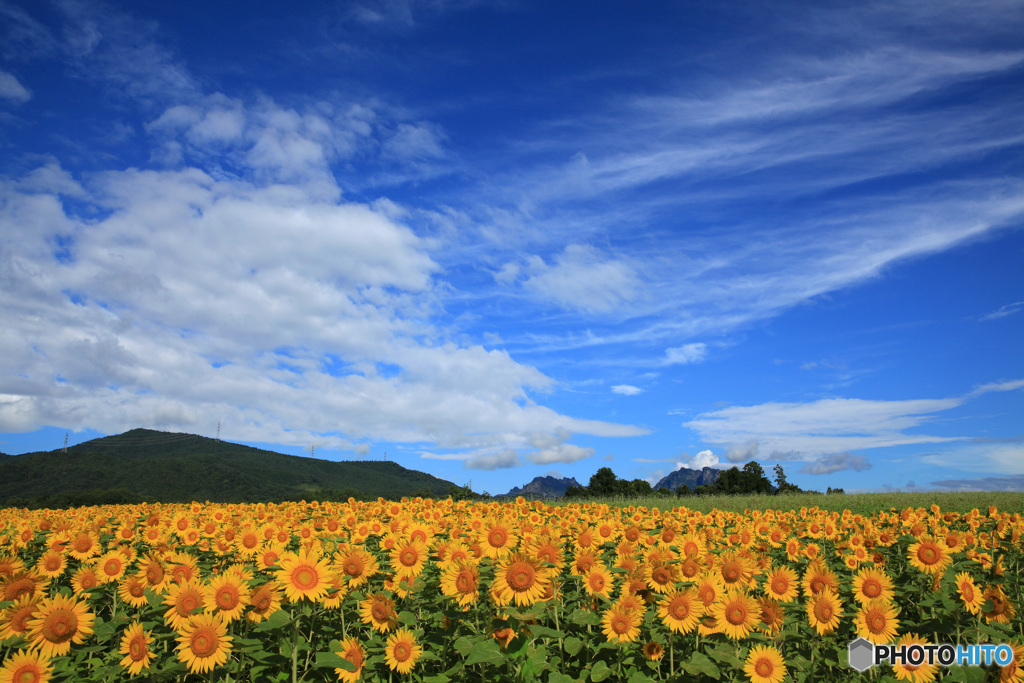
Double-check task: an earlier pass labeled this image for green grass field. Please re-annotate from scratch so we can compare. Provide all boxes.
[549,490,1024,515]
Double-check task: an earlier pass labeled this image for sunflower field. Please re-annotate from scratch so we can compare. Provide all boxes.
[0,498,1021,683]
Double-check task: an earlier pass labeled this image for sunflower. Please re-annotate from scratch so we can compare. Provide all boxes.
[34,551,66,580]
[907,537,952,576]
[645,562,680,594]
[718,551,754,587]
[175,613,233,675]
[117,573,151,609]
[806,589,843,636]
[981,585,1016,624]
[643,641,665,661]
[68,531,100,561]
[0,594,43,641]
[583,566,615,600]
[334,636,365,683]
[139,554,168,593]
[602,600,642,644]
[0,649,53,683]
[852,566,895,604]
[480,519,518,560]
[1,570,47,603]
[493,552,552,607]
[891,632,938,683]
[70,566,99,596]
[658,588,702,634]
[93,550,129,584]
[359,592,399,633]
[744,644,787,683]
[321,572,349,609]
[999,640,1024,683]
[695,571,724,610]
[528,536,566,569]
[25,594,95,658]
[955,572,982,614]
[118,621,155,676]
[757,597,785,635]
[764,566,799,602]
[439,560,481,607]
[390,540,428,580]
[335,547,379,588]
[163,579,207,629]
[246,581,283,623]
[801,560,839,597]
[856,599,899,644]
[714,589,761,640]
[277,548,332,603]
[206,573,250,622]
[384,628,422,675]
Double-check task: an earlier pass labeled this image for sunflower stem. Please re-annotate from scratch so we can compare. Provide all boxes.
[291,607,299,683]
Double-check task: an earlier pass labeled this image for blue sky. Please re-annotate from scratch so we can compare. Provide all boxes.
[1,0,1022,495]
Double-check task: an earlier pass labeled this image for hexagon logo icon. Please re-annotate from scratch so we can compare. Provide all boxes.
[848,638,875,672]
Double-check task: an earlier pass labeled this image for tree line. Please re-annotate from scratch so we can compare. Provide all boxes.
[564,463,843,499]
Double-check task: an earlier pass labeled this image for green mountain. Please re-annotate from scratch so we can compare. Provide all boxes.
[0,428,456,507]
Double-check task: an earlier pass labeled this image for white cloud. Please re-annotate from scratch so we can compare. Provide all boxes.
[523,244,641,314]
[799,452,871,475]
[982,301,1024,320]
[0,70,31,103]
[465,448,520,470]
[0,158,646,461]
[674,449,720,471]
[687,396,969,462]
[612,384,642,396]
[664,343,707,365]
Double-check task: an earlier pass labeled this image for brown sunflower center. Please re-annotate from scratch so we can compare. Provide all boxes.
[611,615,630,634]
[669,598,690,620]
[190,628,218,658]
[772,578,789,594]
[862,580,881,598]
[393,642,411,662]
[179,593,200,614]
[42,609,77,643]
[252,589,271,611]
[652,567,672,585]
[371,603,391,621]
[507,562,535,591]
[589,574,606,591]
[722,563,741,583]
[129,636,147,660]
[867,613,886,633]
[129,583,145,598]
[755,658,774,677]
[488,529,508,547]
[400,549,418,567]
[292,567,318,590]
[344,558,364,577]
[814,601,833,622]
[918,546,939,565]
[104,559,122,576]
[217,587,238,609]
[726,604,747,625]
[456,572,475,593]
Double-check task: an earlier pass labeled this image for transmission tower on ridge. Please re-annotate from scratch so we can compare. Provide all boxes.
[62,433,68,454]
[216,421,221,441]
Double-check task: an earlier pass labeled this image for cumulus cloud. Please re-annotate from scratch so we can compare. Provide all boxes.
[676,449,719,470]
[523,244,641,314]
[465,449,520,470]
[664,343,707,365]
[0,158,646,461]
[798,452,871,475]
[612,384,642,396]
